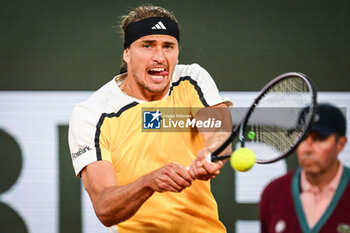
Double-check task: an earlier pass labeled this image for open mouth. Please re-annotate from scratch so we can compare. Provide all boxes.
[147,67,169,78]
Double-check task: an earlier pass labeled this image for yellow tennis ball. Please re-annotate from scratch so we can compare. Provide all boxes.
[230,148,256,172]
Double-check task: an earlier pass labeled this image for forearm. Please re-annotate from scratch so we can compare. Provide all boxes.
[202,131,233,156]
[93,176,154,226]
[188,104,232,180]
[196,103,233,156]
[82,161,192,227]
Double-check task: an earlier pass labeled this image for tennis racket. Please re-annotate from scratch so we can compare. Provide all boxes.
[210,72,317,164]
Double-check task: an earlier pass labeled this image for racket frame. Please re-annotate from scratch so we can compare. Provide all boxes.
[211,72,317,164]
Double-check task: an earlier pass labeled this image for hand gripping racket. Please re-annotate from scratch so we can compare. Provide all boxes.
[211,72,317,164]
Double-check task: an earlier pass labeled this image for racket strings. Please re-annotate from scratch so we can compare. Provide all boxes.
[245,126,302,161]
[270,76,308,92]
[243,76,314,163]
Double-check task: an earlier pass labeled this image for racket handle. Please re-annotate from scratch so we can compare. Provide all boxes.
[187,154,224,169]
[210,154,231,162]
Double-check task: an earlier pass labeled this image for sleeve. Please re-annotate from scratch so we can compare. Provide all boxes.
[186,63,233,108]
[68,103,112,176]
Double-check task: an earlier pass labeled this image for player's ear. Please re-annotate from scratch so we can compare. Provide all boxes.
[123,48,130,63]
[336,136,347,154]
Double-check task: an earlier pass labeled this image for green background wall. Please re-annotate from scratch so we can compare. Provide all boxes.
[1,0,349,91]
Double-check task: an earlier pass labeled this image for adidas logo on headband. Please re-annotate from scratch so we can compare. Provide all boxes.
[124,17,180,48]
[152,21,167,30]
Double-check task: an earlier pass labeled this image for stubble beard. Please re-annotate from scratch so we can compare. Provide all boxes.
[134,72,171,94]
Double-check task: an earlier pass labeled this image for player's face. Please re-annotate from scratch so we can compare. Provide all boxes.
[123,34,179,100]
[297,132,346,176]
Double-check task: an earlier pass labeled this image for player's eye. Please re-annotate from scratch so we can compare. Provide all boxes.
[164,44,174,50]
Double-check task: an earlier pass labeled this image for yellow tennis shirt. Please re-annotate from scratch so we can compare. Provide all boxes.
[69,64,230,233]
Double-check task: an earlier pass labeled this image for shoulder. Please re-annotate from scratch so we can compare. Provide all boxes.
[71,87,111,125]
[170,63,217,94]
[170,63,232,107]
[175,63,204,71]
[72,78,133,116]
[70,78,137,127]
[172,63,211,83]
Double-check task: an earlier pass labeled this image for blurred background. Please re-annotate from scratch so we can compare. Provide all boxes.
[1,0,349,232]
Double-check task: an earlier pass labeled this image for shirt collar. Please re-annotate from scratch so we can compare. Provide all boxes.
[301,163,343,194]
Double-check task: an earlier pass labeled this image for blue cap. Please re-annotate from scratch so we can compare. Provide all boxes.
[310,103,346,136]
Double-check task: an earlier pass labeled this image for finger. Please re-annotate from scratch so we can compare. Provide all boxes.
[151,164,191,192]
[189,159,208,179]
[165,177,187,192]
[158,179,183,192]
[201,160,224,175]
[175,167,193,183]
[170,163,193,183]
[192,165,212,180]
[166,163,192,188]
[186,165,196,180]
[157,173,189,192]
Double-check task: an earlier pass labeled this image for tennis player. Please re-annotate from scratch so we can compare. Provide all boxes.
[68,5,232,233]
[260,103,350,233]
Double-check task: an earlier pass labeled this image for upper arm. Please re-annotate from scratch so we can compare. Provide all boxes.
[81,160,118,204]
[69,104,102,176]
[69,104,113,176]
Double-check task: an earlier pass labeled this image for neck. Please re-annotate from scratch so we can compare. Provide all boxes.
[118,76,169,101]
[305,160,340,191]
